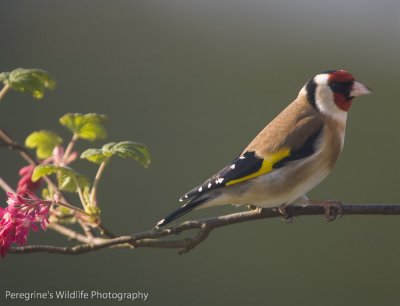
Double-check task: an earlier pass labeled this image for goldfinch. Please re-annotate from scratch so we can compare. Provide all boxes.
[156,70,371,228]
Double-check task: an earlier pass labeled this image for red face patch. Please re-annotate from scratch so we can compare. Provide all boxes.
[333,93,352,111]
[328,70,355,112]
[329,70,354,83]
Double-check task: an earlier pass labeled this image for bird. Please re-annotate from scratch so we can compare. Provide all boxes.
[156,70,371,228]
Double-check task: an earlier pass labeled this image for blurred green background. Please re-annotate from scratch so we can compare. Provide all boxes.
[1,0,399,305]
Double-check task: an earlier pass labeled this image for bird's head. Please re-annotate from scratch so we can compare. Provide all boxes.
[302,70,371,121]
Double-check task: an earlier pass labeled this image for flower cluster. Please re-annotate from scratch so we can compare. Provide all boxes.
[0,192,51,257]
[0,145,79,257]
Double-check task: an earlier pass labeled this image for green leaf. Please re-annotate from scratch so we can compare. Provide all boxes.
[0,68,56,99]
[58,172,90,192]
[32,165,90,192]
[0,72,10,83]
[32,165,65,181]
[81,141,151,168]
[25,130,62,159]
[80,148,107,164]
[112,141,151,168]
[59,113,107,141]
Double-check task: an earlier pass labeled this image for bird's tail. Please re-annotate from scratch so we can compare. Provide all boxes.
[155,196,207,228]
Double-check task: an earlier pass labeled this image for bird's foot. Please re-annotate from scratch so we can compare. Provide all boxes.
[277,204,293,223]
[311,200,344,221]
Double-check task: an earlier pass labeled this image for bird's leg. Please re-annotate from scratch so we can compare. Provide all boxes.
[277,204,293,223]
[309,200,344,221]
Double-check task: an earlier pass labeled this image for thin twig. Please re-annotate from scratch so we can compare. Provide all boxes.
[78,220,95,239]
[8,203,400,255]
[90,160,108,207]
[0,128,36,165]
[62,133,78,165]
[96,223,117,238]
[48,223,94,244]
[55,200,90,217]
[0,177,15,193]
[0,84,10,101]
[48,223,110,244]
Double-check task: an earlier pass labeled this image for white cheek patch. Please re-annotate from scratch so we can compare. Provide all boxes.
[314,74,330,85]
[313,74,348,123]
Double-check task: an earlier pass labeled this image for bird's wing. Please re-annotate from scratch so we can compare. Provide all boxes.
[180,149,289,201]
[180,104,323,202]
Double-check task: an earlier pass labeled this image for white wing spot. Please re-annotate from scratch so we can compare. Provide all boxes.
[230,164,236,169]
[207,182,212,188]
[179,198,183,202]
[156,219,165,227]
[198,186,203,192]
[217,178,224,184]
[184,195,188,198]
[239,156,245,160]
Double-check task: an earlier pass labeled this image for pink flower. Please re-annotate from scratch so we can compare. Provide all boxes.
[0,192,51,257]
[52,146,78,166]
[17,165,41,194]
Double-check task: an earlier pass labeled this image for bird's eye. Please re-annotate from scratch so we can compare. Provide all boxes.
[330,81,351,94]
[330,82,340,90]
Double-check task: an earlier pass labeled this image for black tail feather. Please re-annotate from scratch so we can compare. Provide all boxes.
[155,196,207,228]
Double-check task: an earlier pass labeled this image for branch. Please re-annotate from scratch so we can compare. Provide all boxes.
[8,203,400,255]
[0,128,37,165]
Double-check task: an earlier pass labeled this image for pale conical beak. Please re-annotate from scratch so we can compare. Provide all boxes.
[350,81,372,97]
